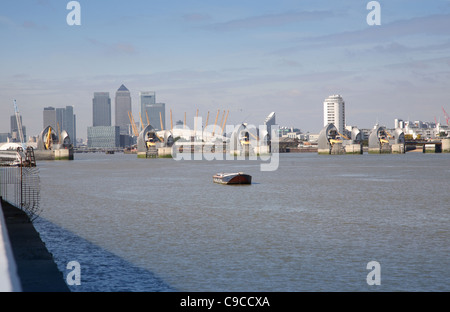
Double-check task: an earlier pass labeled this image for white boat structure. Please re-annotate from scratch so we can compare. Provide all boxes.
[0,143,36,167]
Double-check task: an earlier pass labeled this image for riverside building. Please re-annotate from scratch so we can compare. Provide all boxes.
[323,95,346,135]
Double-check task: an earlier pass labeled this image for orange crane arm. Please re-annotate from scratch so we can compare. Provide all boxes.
[139,112,144,130]
[205,111,210,128]
[212,110,220,136]
[219,110,225,133]
[128,112,139,136]
[221,110,229,135]
[194,109,199,135]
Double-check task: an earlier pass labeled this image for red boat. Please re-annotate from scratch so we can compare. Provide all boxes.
[213,172,252,185]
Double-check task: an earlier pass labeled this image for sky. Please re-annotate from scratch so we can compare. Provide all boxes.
[1,0,450,140]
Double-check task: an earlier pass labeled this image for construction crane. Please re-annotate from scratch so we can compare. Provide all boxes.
[13,100,25,146]
[443,106,450,126]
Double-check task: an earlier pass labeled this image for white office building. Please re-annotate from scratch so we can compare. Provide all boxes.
[323,94,345,134]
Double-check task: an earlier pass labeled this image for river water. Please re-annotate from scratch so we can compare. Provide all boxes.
[33,152,449,292]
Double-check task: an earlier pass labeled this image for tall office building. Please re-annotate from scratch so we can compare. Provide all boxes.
[264,112,276,133]
[140,91,165,131]
[42,106,77,146]
[10,115,26,142]
[64,106,77,147]
[87,126,120,148]
[323,95,345,134]
[115,84,132,135]
[43,106,57,131]
[93,92,111,127]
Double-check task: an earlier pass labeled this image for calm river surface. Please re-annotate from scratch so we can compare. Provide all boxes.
[33,152,449,292]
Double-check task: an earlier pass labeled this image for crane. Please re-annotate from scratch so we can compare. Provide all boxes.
[13,100,25,146]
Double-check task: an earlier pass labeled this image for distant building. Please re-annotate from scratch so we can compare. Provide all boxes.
[10,115,26,143]
[64,106,77,147]
[43,106,57,131]
[115,84,132,135]
[140,91,165,131]
[323,95,345,135]
[264,112,276,135]
[0,133,11,143]
[394,117,448,139]
[42,106,77,147]
[87,126,120,148]
[93,92,111,127]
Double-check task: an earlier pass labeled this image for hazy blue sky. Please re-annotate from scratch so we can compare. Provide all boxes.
[1,0,450,140]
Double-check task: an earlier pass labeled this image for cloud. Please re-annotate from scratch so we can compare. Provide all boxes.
[205,10,334,31]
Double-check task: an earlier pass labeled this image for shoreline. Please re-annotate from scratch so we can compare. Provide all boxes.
[1,199,70,292]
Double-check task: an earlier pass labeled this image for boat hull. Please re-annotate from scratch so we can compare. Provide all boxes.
[213,173,252,185]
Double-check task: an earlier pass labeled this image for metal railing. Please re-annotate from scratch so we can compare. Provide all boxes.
[0,163,41,222]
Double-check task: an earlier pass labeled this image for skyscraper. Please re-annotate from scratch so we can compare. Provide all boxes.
[10,115,26,142]
[93,92,111,127]
[42,106,77,146]
[323,95,345,134]
[64,106,76,147]
[264,112,276,132]
[115,84,132,135]
[140,91,165,131]
[43,106,57,131]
